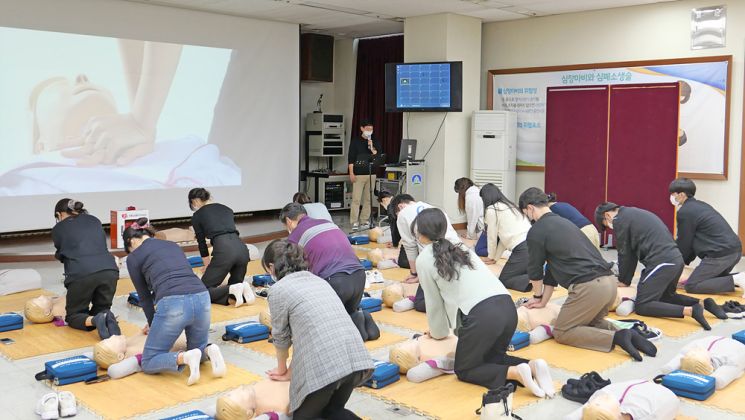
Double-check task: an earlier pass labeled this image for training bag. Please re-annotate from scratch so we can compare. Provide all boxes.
[127,292,141,307]
[222,321,270,344]
[732,329,745,345]
[160,410,215,420]
[360,297,383,314]
[359,259,373,270]
[655,370,716,401]
[0,312,23,332]
[507,331,530,351]
[476,383,521,420]
[35,355,98,385]
[348,235,370,245]
[364,360,400,389]
[187,255,204,268]
[252,274,275,288]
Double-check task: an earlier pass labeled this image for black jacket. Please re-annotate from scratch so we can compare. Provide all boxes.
[675,197,741,264]
[191,203,240,257]
[347,135,382,174]
[614,207,682,285]
[52,213,118,279]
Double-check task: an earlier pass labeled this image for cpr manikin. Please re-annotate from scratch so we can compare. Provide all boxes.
[0,269,43,296]
[661,336,745,389]
[389,334,458,383]
[367,227,392,244]
[367,248,400,270]
[516,303,561,344]
[382,282,420,312]
[563,380,680,420]
[215,380,291,420]
[611,286,637,316]
[93,333,187,377]
[24,295,66,323]
[154,227,196,243]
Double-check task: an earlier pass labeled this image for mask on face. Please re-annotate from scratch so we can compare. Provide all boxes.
[363,130,373,138]
[670,194,679,207]
[606,219,614,230]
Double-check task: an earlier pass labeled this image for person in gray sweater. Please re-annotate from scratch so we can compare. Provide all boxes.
[262,239,374,420]
[413,208,554,398]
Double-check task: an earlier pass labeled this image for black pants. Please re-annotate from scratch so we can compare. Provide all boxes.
[414,285,426,312]
[397,247,410,270]
[327,270,366,315]
[635,259,699,318]
[454,294,528,389]
[684,251,740,294]
[499,242,531,292]
[64,269,118,331]
[293,370,366,420]
[202,234,250,305]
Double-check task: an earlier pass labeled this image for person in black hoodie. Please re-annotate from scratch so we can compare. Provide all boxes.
[669,178,745,296]
[52,198,120,339]
[595,203,725,330]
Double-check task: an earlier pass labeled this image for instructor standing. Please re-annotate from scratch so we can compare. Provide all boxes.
[348,119,382,231]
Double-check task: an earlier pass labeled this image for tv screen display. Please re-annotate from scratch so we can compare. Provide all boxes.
[385,61,462,112]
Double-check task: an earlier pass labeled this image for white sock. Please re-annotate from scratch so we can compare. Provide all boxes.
[242,281,256,305]
[407,357,454,383]
[393,298,414,312]
[733,273,745,296]
[229,283,245,307]
[529,325,553,344]
[515,363,545,398]
[206,344,226,378]
[616,299,635,316]
[183,349,202,386]
[529,359,555,398]
[108,356,141,379]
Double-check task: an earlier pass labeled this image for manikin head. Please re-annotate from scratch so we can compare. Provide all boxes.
[582,393,624,420]
[668,178,696,207]
[382,283,405,307]
[30,75,118,154]
[93,335,128,368]
[216,385,258,420]
[188,188,212,211]
[680,347,715,376]
[279,203,307,234]
[595,202,620,232]
[389,339,421,373]
[259,310,272,331]
[24,295,55,323]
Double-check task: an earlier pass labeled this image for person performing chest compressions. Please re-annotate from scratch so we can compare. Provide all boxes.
[52,198,120,339]
[347,118,382,231]
[188,188,253,307]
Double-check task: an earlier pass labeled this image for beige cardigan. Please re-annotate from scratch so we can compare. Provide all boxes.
[484,203,531,260]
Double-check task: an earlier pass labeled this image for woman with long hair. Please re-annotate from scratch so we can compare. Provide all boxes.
[480,183,532,291]
[52,198,119,339]
[412,208,553,397]
[453,177,484,241]
[262,239,373,419]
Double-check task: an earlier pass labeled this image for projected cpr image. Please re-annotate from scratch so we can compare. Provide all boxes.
[0,27,240,196]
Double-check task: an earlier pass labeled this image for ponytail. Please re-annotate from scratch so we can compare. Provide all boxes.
[411,208,473,282]
[54,198,88,219]
[122,217,157,253]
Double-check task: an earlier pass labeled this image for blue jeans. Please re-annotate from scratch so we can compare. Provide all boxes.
[475,230,488,257]
[141,291,211,374]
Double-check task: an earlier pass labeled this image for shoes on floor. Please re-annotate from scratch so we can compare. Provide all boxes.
[351,223,359,232]
[105,311,121,337]
[92,312,110,340]
[58,391,77,418]
[36,391,77,419]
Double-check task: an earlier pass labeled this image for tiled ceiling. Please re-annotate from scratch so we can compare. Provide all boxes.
[122,0,681,38]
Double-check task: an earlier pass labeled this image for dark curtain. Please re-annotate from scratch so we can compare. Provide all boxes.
[352,35,404,165]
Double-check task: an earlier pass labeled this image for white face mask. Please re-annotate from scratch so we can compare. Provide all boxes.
[669,194,679,207]
[605,216,614,230]
[363,130,373,138]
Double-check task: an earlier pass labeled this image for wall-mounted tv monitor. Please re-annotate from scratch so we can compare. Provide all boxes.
[385,61,462,112]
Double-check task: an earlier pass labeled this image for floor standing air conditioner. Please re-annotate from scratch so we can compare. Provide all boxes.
[470,111,517,201]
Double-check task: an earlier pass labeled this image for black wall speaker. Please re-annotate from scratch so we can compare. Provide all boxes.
[301,33,334,82]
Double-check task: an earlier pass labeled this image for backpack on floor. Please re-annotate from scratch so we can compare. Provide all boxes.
[476,383,522,420]
[160,410,215,420]
[127,292,141,307]
[222,321,270,344]
[0,312,23,332]
[359,259,373,270]
[360,297,383,314]
[187,255,204,268]
[655,370,716,401]
[507,331,530,352]
[252,274,275,288]
[348,235,370,245]
[35,355,98,385]
[364,360,400,389]
[732,329,745,345]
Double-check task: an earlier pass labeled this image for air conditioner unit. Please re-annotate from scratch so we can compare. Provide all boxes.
[471,111,517,201]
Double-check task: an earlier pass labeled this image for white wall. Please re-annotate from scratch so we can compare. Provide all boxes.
[482,0,744,230]
[404,14,482,222]
[300,38,357,175]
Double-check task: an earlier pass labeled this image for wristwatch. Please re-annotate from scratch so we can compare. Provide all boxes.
[410,271,418,276]
[533,294,543,299]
